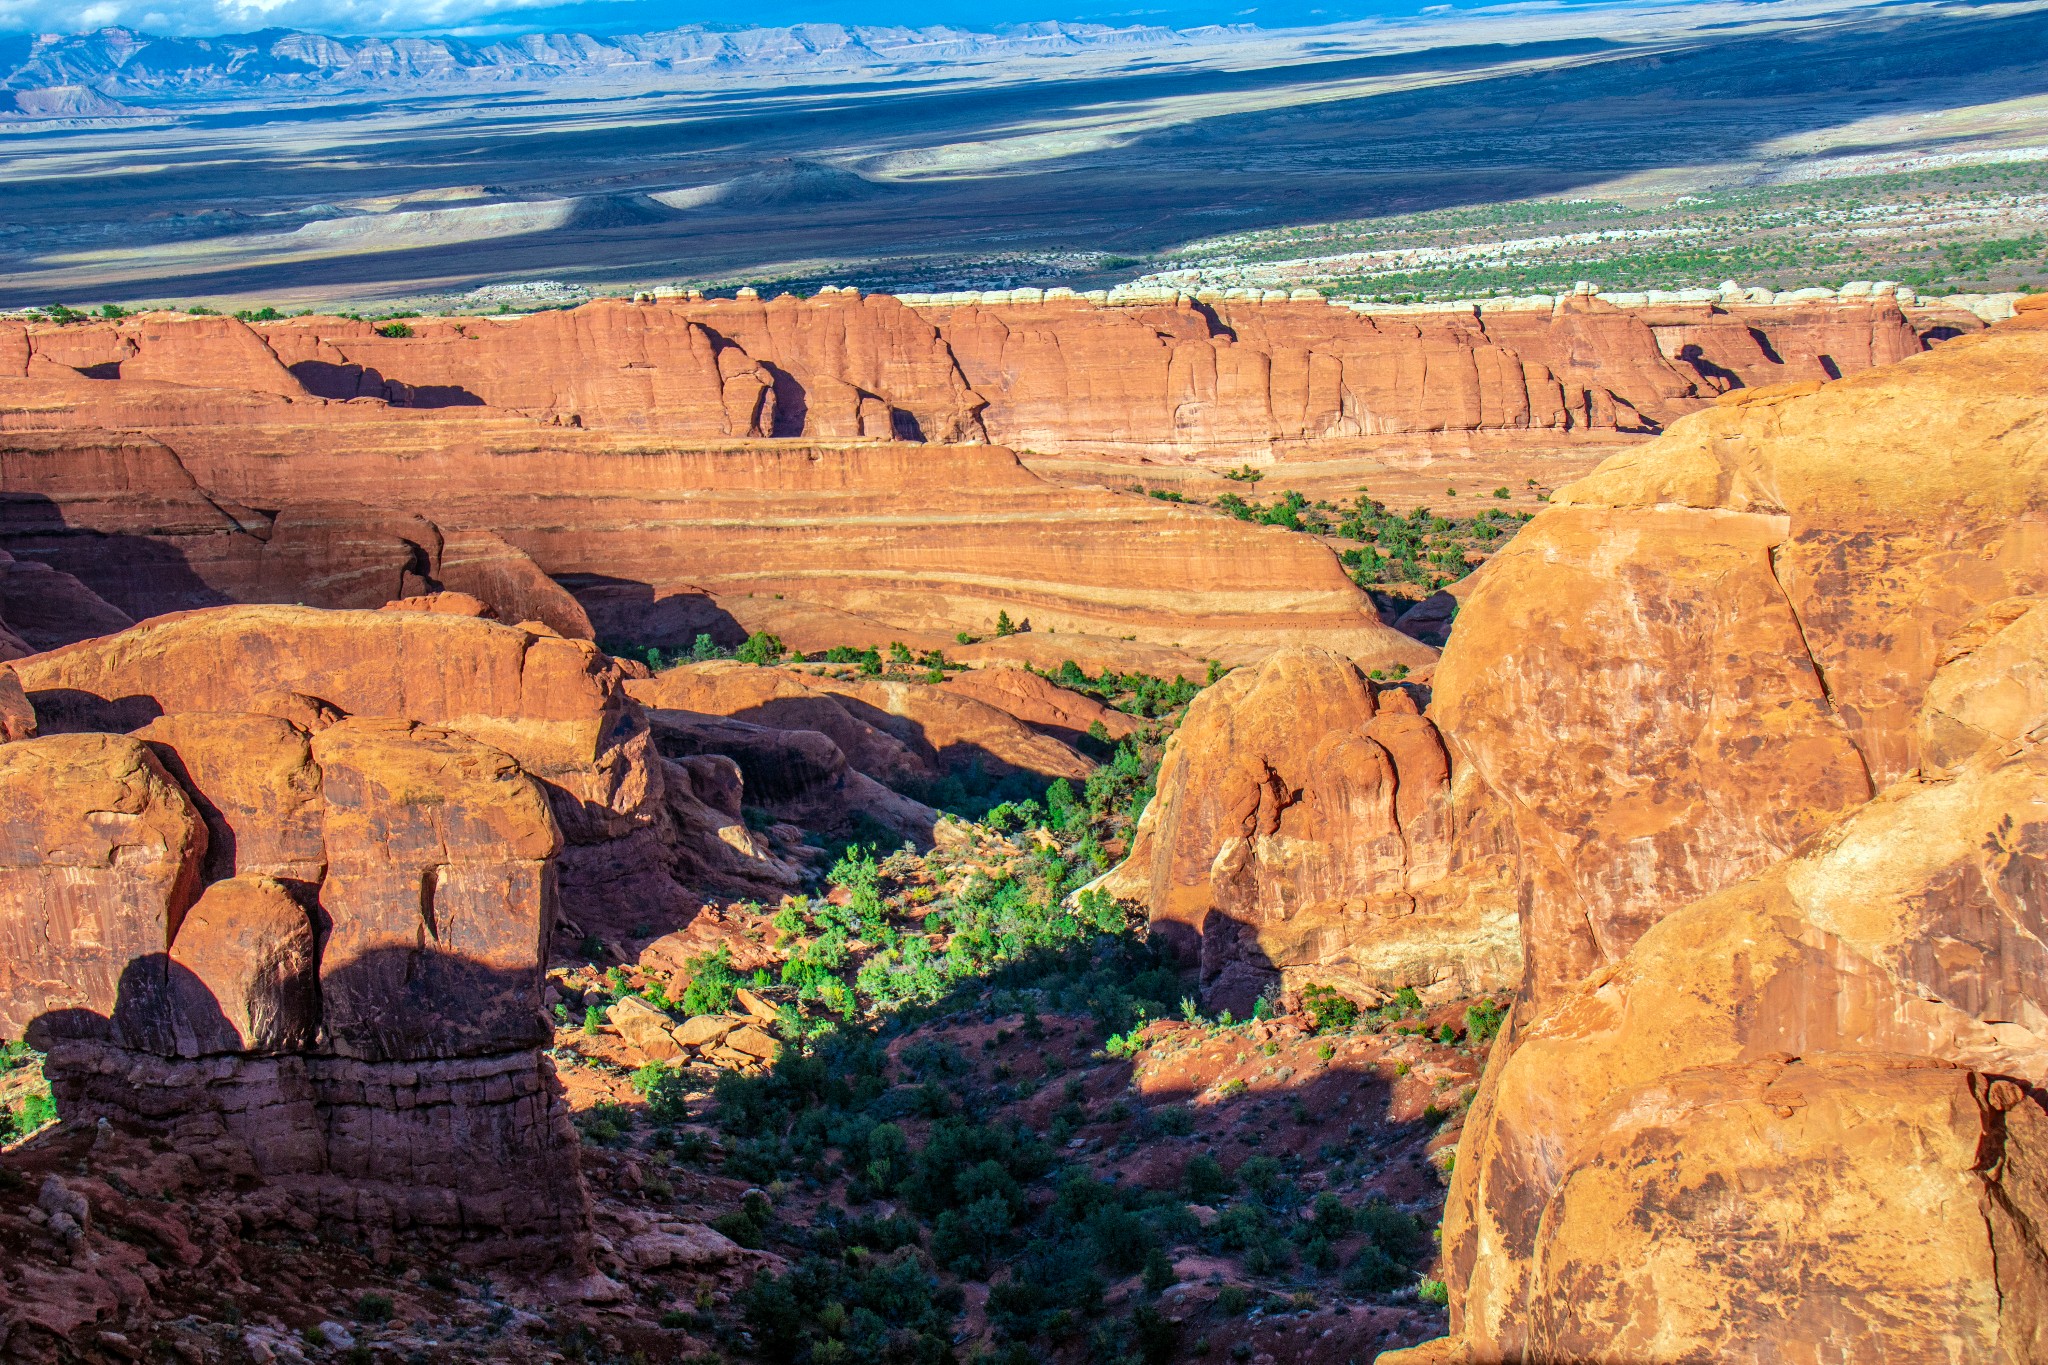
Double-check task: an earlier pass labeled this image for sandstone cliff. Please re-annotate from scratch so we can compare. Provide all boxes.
[1432,317,2048,1008]
[1387,310,2048,1363]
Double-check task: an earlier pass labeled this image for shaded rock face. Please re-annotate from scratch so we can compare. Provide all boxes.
[1100,646,1520,1013]
[1391,317,2048,1363]
[0,700,588,1264]
[625,660,1103,837]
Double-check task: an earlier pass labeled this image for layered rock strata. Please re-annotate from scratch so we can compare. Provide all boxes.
[0,292,1936,668]
[245,292,1932,454]
[1385,308,2048,1361]
[1098,646,1519,1012]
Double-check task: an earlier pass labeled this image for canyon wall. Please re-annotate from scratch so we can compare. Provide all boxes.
[248,291,1932,458]
[1385,303,2048,1362]
[0,354,1427,667]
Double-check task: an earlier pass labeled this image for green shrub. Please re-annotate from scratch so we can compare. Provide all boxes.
[1147,1105,1193,1137]
[1182,1153,1234,1203]
[630,1063,691,1122]
[1465,998,1506,1046]
[1419,1277,1450,1306]
[354,1292,394,1323]
[736,631,788,666]
[375,321,412,338]
[681,944,740,1015]
[1300,983,1360,1033]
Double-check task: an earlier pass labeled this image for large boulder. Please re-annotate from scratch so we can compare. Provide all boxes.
[939,665,1142,746]
[1431,320,2048,1008]
[163,874,320,1056]
[1098,646,1519,1011]
[135,711,327,886]
[1422,740,2048,1363]
[0,732,206,1043]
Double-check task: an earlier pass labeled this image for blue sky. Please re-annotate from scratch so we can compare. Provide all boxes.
[0,0,1471,37]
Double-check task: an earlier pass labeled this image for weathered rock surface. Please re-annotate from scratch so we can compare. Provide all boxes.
[1432,320,2048,1008]
[0,549,133,653]
[1420,740,2048,1364]
[1393,314,2048,1364]
[0,625,597,1263]
[1099,646,1519,1012]
[627,661,1098,817]
[162,874,320,1056]
[311,716,561,1062]
[939,665,1143,746]
[0,732,206,1043]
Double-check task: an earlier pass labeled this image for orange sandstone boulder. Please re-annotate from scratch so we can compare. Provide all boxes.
[1399,318,2048,1365]
[13,605,732,924]
[135,711,326,886]
[1099,646,1518,1011]
[162,874,320,1057]
[1418,738,2048,1365]
[0,666,33,740]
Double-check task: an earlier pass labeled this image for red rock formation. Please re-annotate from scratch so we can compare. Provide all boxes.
[939,666,1142,746]
[1413,696,2048,1364]
[0,613,611,1264]
[263,303,775,436]
[1432,321,2048,1009]
[674,293,988,442]
[12,606,794,923]
[310,716,562,1062]
[9,314,305,397]
[0,732,206,1042]
[0,549,132,653]
[0,363,1423,667]
[1390,315,2048,1363]
[1099,646,1519,1012]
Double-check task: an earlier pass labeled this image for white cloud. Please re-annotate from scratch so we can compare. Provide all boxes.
[0,0,609,37]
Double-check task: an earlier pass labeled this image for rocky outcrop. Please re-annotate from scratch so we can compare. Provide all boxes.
[0,549,133,654]
[263,303,776,437]
[0,711,589,1264]
[1416,673,2048,1363]
[0,732,207,1043]
[1390,314,2048,1363]
[1099,646,1519,1012]
[939,665,1142,746]
[1431,320,2048,1009]
[13,605,797,923]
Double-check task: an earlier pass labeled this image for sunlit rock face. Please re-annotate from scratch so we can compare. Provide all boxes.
[1385,310,2048,1364]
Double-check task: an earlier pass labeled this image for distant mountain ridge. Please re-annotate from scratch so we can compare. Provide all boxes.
[0,21,1243,100]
